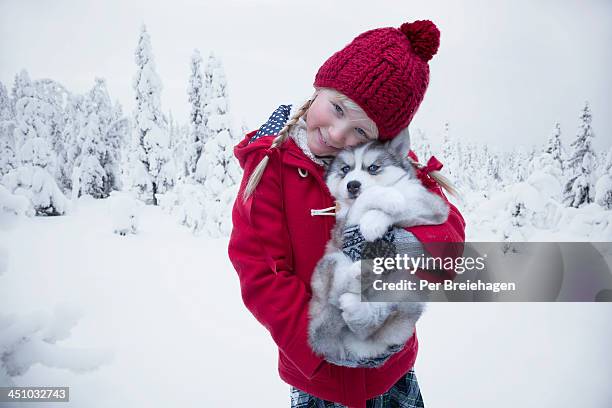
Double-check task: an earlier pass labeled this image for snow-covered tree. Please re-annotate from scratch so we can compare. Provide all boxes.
[167,111,190,182]
[545,122,565,173]
[104,102,130,192]
[35,79,70,169]
[595,148,612,210]
[58,94,85,191]
[461,142,481,191]
[440,123,454,174]
[564,102,596,208]
[72,79,127,198]
[185,49,207,177]
[72,111,107,198]
[160,182,208,234]
[486,152,502,188]
[130,25,173,205]
[61,81,127,198]
[11,69,31,102]
[196,53,241,236]
[511,147,529,183]
[3,70,68,215]
[1,149,69,216]
[527,124,566,200]
[410,128,432,164]
[11,71,55,169]
[0,81,16,176]
[8,72,70,185]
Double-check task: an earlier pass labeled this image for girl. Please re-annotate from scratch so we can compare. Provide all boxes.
[228,20,465,408]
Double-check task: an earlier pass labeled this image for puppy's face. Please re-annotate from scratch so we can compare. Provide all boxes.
[326,142,410,203]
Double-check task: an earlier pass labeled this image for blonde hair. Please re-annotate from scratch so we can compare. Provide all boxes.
[242,98,312,201]
[407,157,461,200]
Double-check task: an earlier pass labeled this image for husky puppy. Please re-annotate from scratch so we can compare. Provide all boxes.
[308,131,449,365]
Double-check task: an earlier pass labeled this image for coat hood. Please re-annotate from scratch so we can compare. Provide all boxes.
[233,129,273,170]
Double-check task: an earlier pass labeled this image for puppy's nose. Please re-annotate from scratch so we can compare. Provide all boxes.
[346,180,361,197]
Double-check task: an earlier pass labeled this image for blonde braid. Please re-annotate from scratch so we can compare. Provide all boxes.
[407,157,462,201]
[242,99,313,201]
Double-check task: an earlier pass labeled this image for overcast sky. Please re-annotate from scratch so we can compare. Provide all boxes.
[1,0,610,152]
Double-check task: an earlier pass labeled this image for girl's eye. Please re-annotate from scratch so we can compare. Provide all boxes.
[356,128,368,139]
[333,103,344,117]
[367,164,380,174]
[341,165,351,174]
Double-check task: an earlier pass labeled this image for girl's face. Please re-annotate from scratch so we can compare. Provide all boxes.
[305,89,378,157]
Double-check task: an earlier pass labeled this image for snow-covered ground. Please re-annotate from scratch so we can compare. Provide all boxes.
[1,197,611,407]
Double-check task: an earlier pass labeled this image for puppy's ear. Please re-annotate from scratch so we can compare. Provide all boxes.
[387,128,411,160]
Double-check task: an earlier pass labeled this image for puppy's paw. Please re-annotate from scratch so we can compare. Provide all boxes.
[339,293,372,330]
[339,292,361,313]
[359,210,392,241]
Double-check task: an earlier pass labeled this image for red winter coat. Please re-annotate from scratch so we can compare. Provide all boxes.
[228,130,465,408]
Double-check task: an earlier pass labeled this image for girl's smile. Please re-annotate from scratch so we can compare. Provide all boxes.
[315,128,341,153]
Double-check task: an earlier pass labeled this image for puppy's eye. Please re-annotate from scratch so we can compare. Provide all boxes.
[367,164,380,174]
[340,165,351,174]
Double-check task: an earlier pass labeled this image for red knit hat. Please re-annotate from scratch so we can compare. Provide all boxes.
[314,20,440,141]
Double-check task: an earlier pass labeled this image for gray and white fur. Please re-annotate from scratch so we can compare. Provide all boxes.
[308,130,449,364]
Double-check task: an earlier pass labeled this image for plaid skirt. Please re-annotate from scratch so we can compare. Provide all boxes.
[289,369,424,408]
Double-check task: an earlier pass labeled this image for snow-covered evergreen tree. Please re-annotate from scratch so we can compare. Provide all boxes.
[564,102,596,208]
[8,73,70,187]
[461,142,480,191]
[3,70,68,215]
[0,81,16,176]
[162,182,208,234]
[72,80,108,198]
[72,110,107,198]
[527,125,565,200]
[512,147,529,183]
[595,148,612,210]
[486,152,502,188]
[440,123,453,170]
[35,79,70,170]
[167,111,190,182]
[59,94,86,191]
[410,128,432,163]
[439,122,463,189]
[545,122,565,173]
[72,79,127,198]
[185,49,207,177]
[11,69,31,102]
[104,101,129,193]
[196,53,240,236]
[130,25,173,205]
[474,144,492,191]
[595,150,608,179]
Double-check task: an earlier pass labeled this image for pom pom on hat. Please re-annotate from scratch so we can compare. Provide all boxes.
[399,20,440,62]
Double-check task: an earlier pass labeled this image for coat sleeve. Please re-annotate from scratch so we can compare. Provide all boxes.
[406,182,466,283]
[227,149,326,380]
